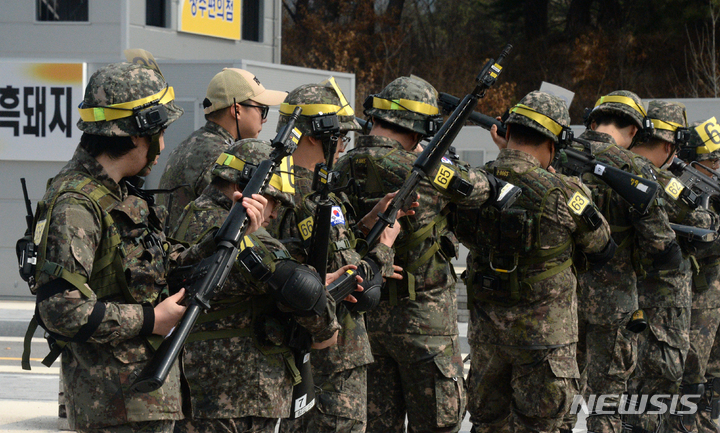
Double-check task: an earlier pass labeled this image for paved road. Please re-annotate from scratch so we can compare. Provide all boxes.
[0,301,494,432]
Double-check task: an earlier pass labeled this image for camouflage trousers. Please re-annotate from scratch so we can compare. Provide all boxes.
[623,307,690,433]
[366,332,466,433]
[80,420,174,433]
[173,417,277,433]
[467,343,579,433]
[278,365,367,433]
[566,314,638,433]
[682,306,720,433]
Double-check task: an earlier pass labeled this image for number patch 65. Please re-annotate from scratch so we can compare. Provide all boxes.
[433,165,455,189]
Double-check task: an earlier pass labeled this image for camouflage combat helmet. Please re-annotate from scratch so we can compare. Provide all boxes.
[77,62,183,137]
[647,100,689,149]
[277,77,361,136]
[585,90,648,129]
[682,119,720,162]
[212,138,295,207]
[505,90,571,145]
[363,75,442,136]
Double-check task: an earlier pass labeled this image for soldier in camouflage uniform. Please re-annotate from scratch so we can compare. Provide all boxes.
[270,79,403,433]
[334,76,518,433]
[554,91,682,433]
[158,68,287,228]
[623,100,720,432]
[677,118,720,433]
[171,139,341,433]
[31,61,192,432]
[458,91,615,433]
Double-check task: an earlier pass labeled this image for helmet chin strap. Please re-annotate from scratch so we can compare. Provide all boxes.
[142,132,162,174]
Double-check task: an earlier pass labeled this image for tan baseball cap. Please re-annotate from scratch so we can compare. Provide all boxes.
[203,68,287,114]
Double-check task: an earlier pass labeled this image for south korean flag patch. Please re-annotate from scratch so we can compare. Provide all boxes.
[330,206,346,226]
[441,156,454,165]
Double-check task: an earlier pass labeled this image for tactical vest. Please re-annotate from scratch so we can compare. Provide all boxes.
[347,151,471,305]
[587,145,656,272]
[458,164,578,307]
[173,203,303,385]
[23,172,168,368]
[280,189,358,256]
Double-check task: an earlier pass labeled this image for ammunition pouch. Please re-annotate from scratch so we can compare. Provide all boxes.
[383,210,450,305]
[467,238,573,307]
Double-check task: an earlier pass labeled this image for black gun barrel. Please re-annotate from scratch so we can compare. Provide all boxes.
[438,93,507,136]
[670,223,719,242]
[20,178,33,230]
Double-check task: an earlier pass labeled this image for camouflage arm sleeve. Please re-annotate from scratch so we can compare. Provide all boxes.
[427,164,492,208]
[556,181,613,255]
[632,201,677,255]
[36,195,146,344]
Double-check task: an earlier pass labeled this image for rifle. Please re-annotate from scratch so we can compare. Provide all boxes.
[438,92,660,215]
[363,44,515,248]
[307,113,342,283]
[130,107,302,393]
[669,157,720,209]
[302,115,366,302]
[17,178,37,285]
[670,223,718,243]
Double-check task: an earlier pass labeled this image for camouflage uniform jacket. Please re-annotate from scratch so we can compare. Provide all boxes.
[269,165,395,374]
[158,121,235,228]
[456,148,612,346]
[643,167,719,309]
[573,130,677,323]
[35,145,189,429]
[171,184,340,419]
[691,199,720,308]
[334,134,494,336]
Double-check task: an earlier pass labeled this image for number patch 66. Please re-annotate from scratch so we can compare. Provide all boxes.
[298,216,314,241]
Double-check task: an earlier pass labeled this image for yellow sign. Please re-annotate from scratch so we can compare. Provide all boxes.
[567,192,590,216]
[433,165,455,189]
[695,116,720,154]
[179,0,241,40]
[664,178,684,200]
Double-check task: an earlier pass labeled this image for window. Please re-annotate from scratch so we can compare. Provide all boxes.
[37,0,88,22]
[146,0,168,28]
[242,0,261,42]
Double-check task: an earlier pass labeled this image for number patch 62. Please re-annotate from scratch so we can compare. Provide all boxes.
[664,178,684,200]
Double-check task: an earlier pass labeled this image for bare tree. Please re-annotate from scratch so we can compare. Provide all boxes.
[685,0,720,97]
